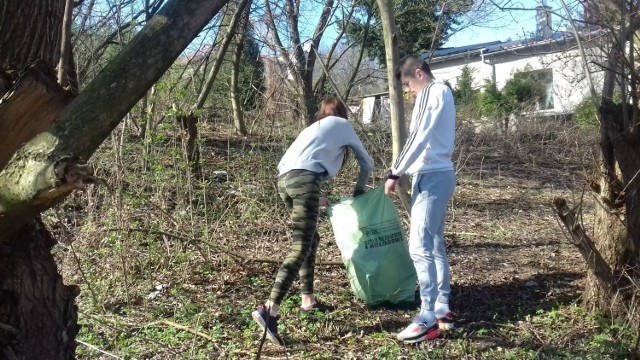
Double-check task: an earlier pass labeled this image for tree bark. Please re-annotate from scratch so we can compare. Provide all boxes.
[565,0,640,321]
[180,113,201,175]
[376,0,411,211]
[0,219,79,359]
[0,0,64,70]
[553,197,614,292]
[230,0,252,136]
[57,0,74,88]
[0,64,74,171]
[583,99,640,316]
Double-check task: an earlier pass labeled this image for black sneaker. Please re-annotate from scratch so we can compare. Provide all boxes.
[251,305,283,346]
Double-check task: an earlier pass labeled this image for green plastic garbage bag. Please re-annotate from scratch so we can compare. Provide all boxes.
[328,185,417,306]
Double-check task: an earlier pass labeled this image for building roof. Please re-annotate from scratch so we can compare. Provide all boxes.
[425,28,604,64]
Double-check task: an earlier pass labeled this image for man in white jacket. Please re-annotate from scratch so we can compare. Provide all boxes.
[384,56,456,343]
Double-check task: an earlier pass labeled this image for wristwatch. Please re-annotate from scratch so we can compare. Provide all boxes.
[386,170,400,180]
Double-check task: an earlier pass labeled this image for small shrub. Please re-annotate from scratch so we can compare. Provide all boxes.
[454,65,479,108]
[573,97,599,131]
[477,80,509,123]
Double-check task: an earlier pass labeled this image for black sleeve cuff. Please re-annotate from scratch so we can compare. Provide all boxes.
[386,170,400,180]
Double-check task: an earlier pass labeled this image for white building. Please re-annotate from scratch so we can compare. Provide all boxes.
[427,15,606,115]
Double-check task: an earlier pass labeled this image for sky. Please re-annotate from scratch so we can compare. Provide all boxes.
[443,0,577,48]
[308,0,584,51]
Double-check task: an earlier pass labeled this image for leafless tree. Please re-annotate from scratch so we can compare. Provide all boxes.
[231,0,254,135]
[493,0,640,329]
[259,0,340,126]
[375,0,411,210]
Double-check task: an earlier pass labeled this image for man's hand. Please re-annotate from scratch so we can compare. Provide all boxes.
[384,178,397,196]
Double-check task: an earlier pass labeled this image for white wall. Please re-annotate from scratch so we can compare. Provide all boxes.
[429,46,605,114]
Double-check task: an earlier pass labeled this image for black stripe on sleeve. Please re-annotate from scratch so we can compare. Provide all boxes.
[392,83,433,170]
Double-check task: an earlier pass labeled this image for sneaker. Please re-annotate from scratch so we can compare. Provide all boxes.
[299,301,335,313]
[251,305,283,346]
[397,317,440,343]
[436,312,454,331]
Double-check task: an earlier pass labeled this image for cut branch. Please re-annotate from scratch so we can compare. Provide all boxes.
[553,197,615,291]
[0,63,74,171]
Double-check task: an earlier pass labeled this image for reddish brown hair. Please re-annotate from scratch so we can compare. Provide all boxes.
[315,97,348,122]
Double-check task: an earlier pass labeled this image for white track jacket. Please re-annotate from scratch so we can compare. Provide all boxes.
[391,82,456,176]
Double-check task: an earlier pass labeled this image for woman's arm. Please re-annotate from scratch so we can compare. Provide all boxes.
[344,125,374,193]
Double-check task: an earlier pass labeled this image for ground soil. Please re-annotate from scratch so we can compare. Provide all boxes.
[231,124,594,358]
[59,120,604,359]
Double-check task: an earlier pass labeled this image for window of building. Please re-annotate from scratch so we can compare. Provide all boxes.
[514,68,554,110]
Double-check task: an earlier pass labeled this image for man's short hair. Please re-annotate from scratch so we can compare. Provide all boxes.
[395,56,435,81]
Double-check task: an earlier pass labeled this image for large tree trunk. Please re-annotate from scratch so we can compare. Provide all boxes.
[0,219,79,359]
[0,2,77,357]
[584,99,640,317]
[582,4,640,317]
[302,82,318,125]
[0,1,64,70]
[555,0,640,323]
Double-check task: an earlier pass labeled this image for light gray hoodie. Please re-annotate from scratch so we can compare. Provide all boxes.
[278,116,374,190]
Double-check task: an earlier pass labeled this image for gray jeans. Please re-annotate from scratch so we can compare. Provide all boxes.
[409,170,456,312]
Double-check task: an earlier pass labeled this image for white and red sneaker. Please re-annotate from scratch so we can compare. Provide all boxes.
[397,316,440,343]
[436,311,455,331]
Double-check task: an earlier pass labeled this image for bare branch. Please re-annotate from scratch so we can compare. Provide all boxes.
[558,0,600,110]
[194,0,251,109]
[553,197,615,291]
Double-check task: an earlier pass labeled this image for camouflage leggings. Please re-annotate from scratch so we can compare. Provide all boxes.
[270,169,321,305]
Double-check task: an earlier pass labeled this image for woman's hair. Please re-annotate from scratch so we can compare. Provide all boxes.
[315,97,348,122]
